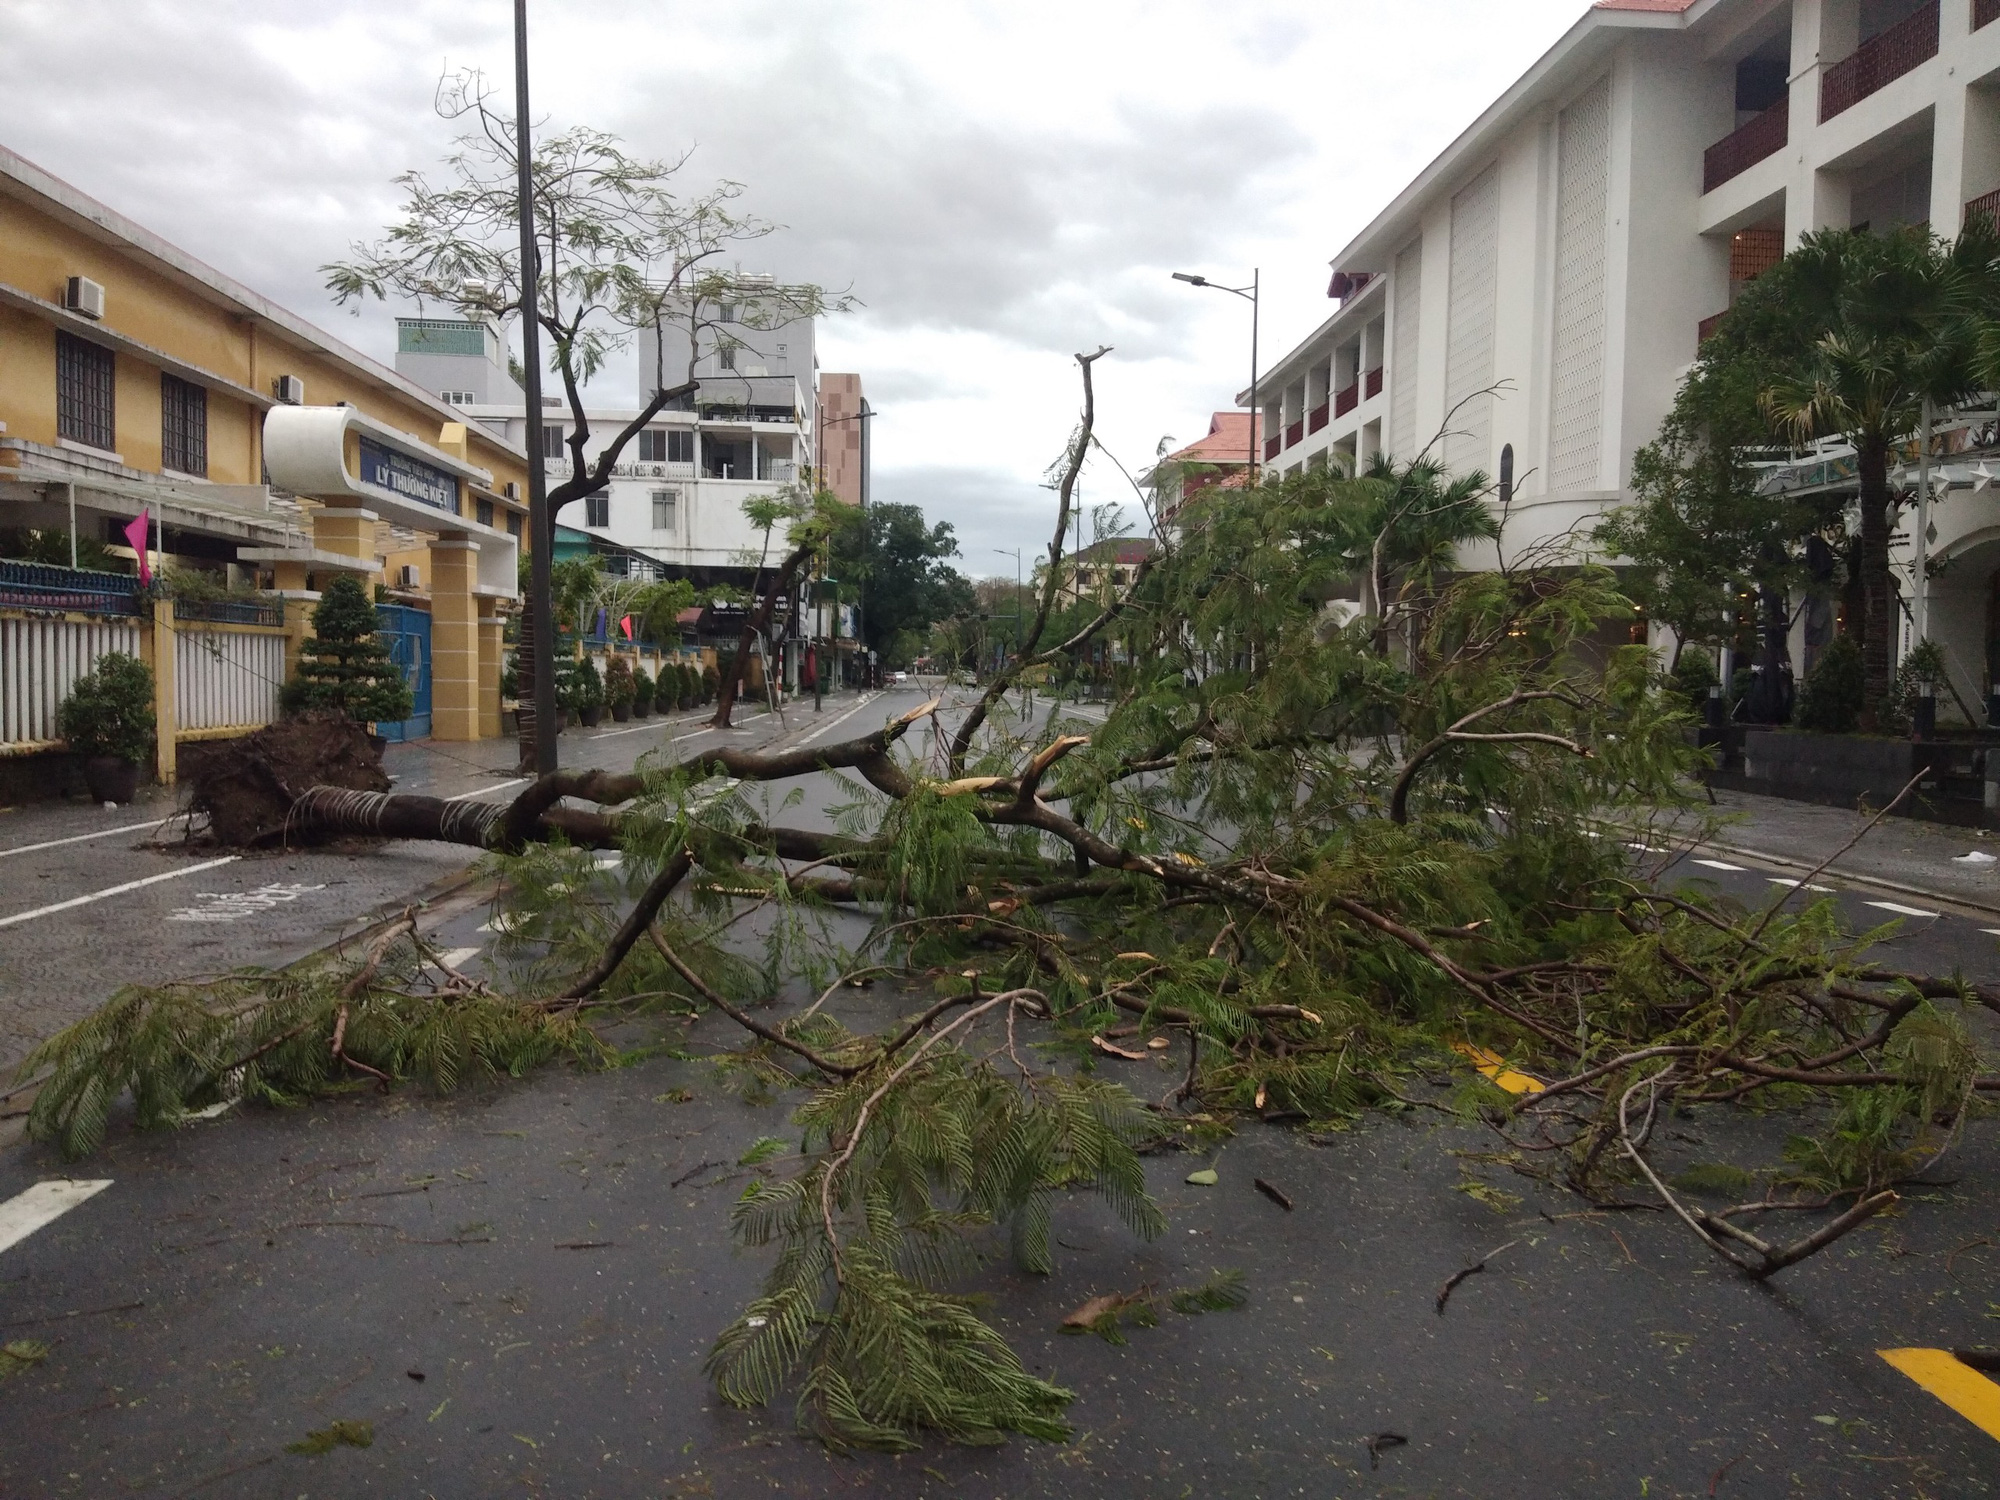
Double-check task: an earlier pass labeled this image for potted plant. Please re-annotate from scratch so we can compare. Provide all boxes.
[678,661,699,711]
[656,664,681,715]
[279,575,415,739]
[701,663,719,704]
[572,656,606,728]
[630,666,653,719]
[58,651,156,804]
[605,655,636,723]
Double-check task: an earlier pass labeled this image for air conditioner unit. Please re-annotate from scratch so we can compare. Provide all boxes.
[273,374,305,405]
[64,276,105,320]
[504,481,520,500]
[396,564,421,589]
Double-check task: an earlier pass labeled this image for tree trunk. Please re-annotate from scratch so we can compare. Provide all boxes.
[514,595,540,773]
[1855,437,1895,725]
[712,544,810,730]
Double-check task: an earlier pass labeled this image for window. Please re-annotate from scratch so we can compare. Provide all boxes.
[668,429,693,463]
[639,429,666,462]
[476,497,495,527]
[717,344,737,371]
[56,332,115,451]
[719,302,739,324]
[542,424,565,459]
[160,373,207,476]
[506,512,522,539]
[440,390,477,406]
[585,492,610,527]
[652,488,678,531]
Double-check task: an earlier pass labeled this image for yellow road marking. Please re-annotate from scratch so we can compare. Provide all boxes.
[1878,1348,2000,1443]
[1454,1043,1545,1095]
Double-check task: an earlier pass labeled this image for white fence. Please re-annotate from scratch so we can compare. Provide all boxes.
[174,627,284,733]
[0,614,142,748]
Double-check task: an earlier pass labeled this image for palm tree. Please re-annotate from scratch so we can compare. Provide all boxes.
[1350,452,1499,657]
[1756,223,1996,717]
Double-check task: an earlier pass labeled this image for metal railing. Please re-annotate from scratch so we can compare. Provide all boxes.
[1703,98,1788,193]
[0,560,141,617]
[1967,186,2000,229]
[1308,401,1330,434]
[174,597,283,627]
[1334,382,1359,418]
[1821,0,1938,121]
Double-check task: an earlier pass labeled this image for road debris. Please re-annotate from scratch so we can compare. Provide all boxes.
[1436,1239,1518,1316]
[1252,1178,1293,1211]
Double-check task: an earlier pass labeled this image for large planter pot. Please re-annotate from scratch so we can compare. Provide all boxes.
[631,699,651,720]
[611,702,632,723]
[501,709,520,737]
[83,755,141,805]
[655,696,674,717]
[1743,729,1948,813]
[579,705,604,728]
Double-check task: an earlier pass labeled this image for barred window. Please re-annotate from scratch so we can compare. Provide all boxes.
[542,424,565,459]
[668,429,693,463]
[585,492,609,527]
[652,488,678,531]
[506,512,522,539]
[161,373,207,476]
[56,332,115,451]
[717,344,737,372]
[476,497,495,527]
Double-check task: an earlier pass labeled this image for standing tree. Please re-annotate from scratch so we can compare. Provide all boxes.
[829,501,975,667]
[280,575,414,726]
[324,70,846,766]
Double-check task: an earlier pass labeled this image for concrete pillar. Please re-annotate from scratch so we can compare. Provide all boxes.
[311,508,379,566]
[430,535,481,742]
[148,594,177,785]
[477,598,504,741]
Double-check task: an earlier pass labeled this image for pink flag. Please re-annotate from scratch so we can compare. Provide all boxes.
[124,510,152,586]
[620,614,634,640]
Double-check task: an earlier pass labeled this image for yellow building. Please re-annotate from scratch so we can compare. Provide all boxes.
[0,143,527,774]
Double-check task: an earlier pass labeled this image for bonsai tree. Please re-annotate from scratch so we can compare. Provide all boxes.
[569,656,606,726]
[1795,636,1865,734]
[604,655,637,721]
[677,661,698,710]
[281,575,414,725]
[630,666,653,718]
[701,662,719,703]
[665,662,689,712]
[58,651,155,768]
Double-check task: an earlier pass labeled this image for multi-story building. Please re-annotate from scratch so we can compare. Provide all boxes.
[1148,411,1262,527]
[0,143,527,777]
[818,373,871,508]
[404,284,824,588]
[1252,0,2000,690]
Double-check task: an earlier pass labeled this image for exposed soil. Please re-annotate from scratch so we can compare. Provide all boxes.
[179,713,388,847]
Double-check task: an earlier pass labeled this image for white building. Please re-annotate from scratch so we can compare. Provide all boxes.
[398,285,828,586]
[1255,0,2000,683]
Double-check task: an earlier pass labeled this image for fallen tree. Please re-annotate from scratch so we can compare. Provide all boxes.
[18,354,1997,1453]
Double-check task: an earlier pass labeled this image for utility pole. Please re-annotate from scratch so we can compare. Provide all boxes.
[515,0,557,774]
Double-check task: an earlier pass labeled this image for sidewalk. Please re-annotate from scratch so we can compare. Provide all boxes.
[1684,787,2000,913]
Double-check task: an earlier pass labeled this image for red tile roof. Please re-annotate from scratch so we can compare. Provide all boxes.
[1165,411,1262,466]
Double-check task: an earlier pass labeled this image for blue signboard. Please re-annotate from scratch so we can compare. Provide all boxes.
[358,437,459,514]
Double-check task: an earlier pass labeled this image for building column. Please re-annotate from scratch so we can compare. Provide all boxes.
[310,507,380,566]
[147,594,177,785]
[431,536,481,742]
[478,599,504,741]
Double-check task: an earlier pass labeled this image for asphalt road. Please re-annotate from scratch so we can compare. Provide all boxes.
[1,683,1996,1497]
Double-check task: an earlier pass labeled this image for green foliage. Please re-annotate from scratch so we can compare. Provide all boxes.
[829,501,976,661]
[286,1420,374,1455]
[1669,648,1719,711]
[632,666,653,706]
[604,654,636,708]
[57,651,155,764]
[1168,1269,1249,1314]
[564,656,605,712]
[702,662,720,701]
[0,526,119,571]
[281,577,413,725]
[1795,637,1865,733]
[707,1054,1163,1450]
[0,1341,50,1381]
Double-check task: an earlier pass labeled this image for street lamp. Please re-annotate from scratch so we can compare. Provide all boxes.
[1172,270,1261,485]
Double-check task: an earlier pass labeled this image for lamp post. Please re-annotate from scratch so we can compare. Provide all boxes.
[1172,269,1261,485]
[513,0,557,774]
[995,546,1022,706]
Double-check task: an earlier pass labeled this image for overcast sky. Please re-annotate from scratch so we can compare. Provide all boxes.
[3,0,1589,575]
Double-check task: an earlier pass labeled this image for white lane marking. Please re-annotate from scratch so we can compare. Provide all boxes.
[0,856,240,931]
[796,692,882,747]
[1866,900,1940,919]
[1981,928,2000,938]
[593,852,623,868]
[1692,858,1746,872]
[0,1180,112,1256]
[594,712,710,739]
[1627,842,1665,853]
[167,882,326,923]
[0,820,160,860]
[435,947,481,969]
[478,913,523,935]
[445,777,527,803]
[1768,878,1835,893]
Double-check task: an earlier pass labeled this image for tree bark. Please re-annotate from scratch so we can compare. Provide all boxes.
[1855,436,1895,722]
[712,543,812,730]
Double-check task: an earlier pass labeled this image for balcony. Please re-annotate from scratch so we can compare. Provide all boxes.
[1308,401,1330,434]
[1821,0,1937,122]
[1364,366,1384,400]
[1264,434,1281,461]
[1284,419,1304,449]
[1698,310,1729,344]
[1979,0,1999,30]
[1703,98,1788,193]
[1968,186,2000,229]
[1334,382,1359,418]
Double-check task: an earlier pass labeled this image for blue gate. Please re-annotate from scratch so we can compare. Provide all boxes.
[374,603,432,742]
